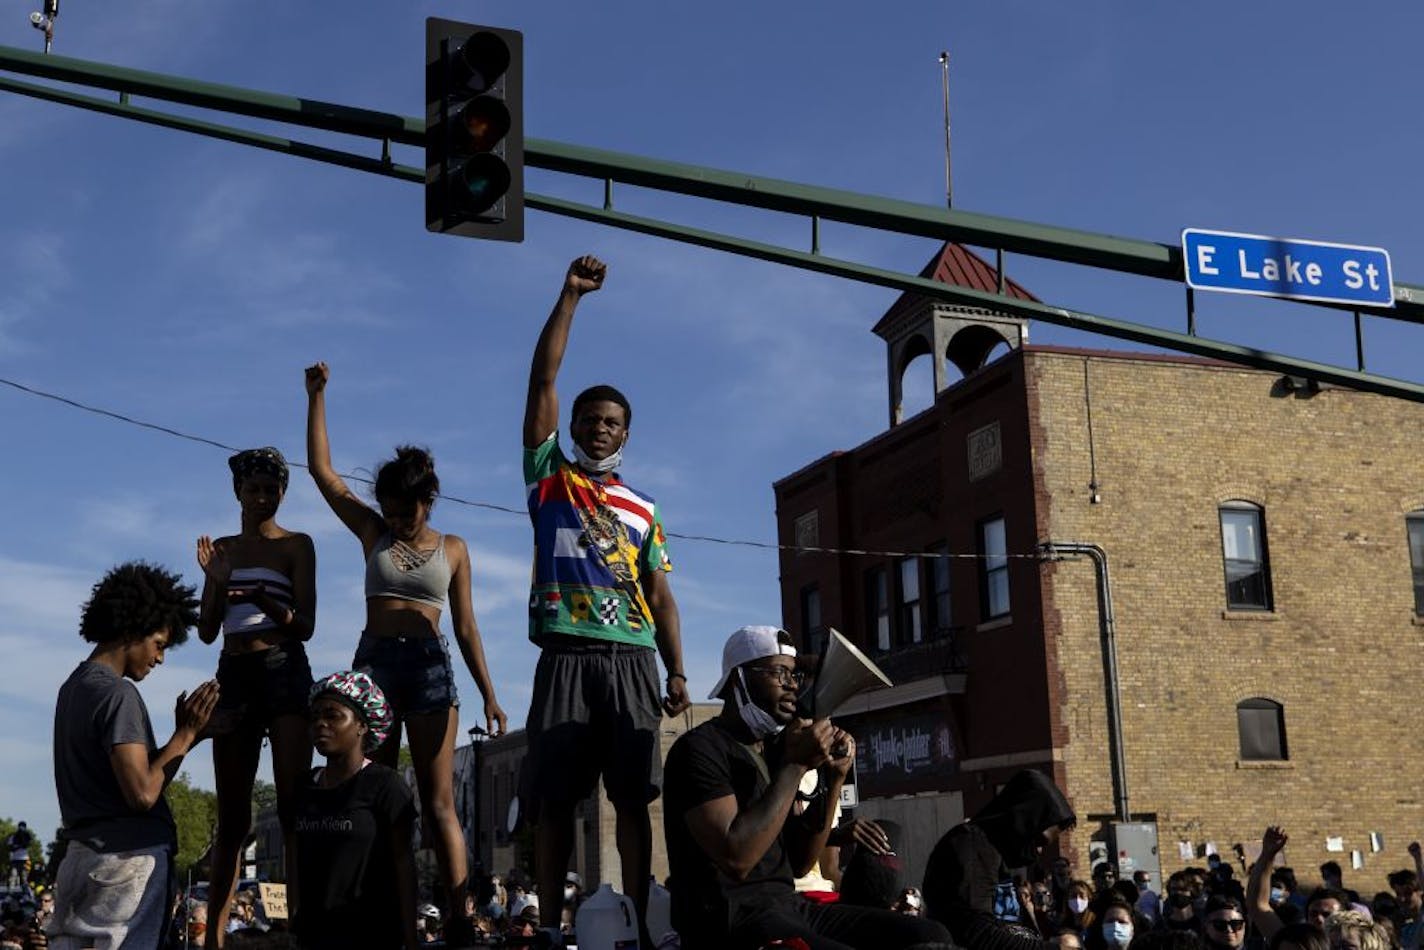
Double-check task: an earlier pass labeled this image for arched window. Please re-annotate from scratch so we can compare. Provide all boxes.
[1237,698,1287,761]
[1220,502,1272,610]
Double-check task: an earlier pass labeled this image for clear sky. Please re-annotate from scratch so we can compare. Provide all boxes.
[3,2,1422,844]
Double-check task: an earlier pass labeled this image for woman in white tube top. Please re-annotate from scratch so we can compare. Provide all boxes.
[195,445,316,949]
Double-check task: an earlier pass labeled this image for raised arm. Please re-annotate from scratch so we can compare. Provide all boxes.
[195,535,231,644]
[110,681,219,812]
[305,362,385,548]
[524,256,606,448]
[445,535,507,736]
[1246,826,1287,942]
[683,719,835,881]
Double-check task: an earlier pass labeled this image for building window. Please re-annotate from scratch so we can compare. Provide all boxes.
[1237,698,1288,760]
[1408,512,1424,614]
[865,566,890,653]
[896,557,923,646]
[801,584,826,656]
[926,543,952,637]
[1220,502,1272,610]
[794,509,820,557]
[979,516,1010,620]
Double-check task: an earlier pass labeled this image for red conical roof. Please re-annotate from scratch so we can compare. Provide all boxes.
[873,242,1039,335]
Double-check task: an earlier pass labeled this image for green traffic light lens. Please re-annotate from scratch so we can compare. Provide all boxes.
[455,31,511,94]
[459,154,512,214]
[457,97,512,154]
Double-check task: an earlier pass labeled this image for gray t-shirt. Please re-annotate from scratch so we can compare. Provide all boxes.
[53,661,177,853]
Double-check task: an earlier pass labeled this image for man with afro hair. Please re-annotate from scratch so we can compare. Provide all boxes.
[46,561,219,950]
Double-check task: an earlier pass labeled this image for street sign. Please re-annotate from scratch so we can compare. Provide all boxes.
[1182,228,1393,307]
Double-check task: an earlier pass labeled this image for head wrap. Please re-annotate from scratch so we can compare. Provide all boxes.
[228,447,290,496]
[309,670,393,751]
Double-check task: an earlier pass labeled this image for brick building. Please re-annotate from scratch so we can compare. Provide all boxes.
[773,242,1424,890]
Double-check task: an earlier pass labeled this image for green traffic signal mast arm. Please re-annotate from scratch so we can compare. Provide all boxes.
[1,41,1423,404]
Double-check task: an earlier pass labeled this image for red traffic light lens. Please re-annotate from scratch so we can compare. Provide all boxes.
[457,97,511,153]
[455,31,511,94]
[459,154,512,214]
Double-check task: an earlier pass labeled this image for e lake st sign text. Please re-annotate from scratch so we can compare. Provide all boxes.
[1182,228,1393,307]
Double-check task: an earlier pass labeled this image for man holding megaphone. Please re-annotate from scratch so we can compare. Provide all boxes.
[662,625,955,950]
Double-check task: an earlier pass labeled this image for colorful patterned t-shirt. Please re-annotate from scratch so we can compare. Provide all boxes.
[524,434,671,647]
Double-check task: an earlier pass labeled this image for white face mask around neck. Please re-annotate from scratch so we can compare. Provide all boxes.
[572,440,623,474]
[732,668,784,740]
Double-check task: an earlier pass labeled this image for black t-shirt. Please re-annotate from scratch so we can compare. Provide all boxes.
[292,763,416,950]
[663,719,796,937]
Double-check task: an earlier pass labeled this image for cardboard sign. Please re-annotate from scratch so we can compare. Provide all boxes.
[258,883,288,920]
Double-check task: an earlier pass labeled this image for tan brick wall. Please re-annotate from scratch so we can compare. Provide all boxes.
[1028,350,1424,887]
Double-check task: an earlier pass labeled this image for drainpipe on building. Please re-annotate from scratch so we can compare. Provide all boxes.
[1038,541,1130,823]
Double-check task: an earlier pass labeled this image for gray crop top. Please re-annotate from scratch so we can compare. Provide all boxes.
[364,534,450,608]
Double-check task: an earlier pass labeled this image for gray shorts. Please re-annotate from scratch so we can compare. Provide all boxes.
[522,638,662,813]
[46,841,171,950]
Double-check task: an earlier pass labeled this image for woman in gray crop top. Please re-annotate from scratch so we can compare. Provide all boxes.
[195,446,316,949]
[305,361,507,937]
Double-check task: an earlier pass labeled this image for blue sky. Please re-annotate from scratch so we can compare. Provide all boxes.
[3,2,1422,844]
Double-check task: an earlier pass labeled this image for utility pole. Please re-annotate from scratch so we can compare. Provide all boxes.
[28,0,57,53]
[938,50,952,208]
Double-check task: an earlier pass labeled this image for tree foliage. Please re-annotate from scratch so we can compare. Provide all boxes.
[166,773,218,881]
[251,779,278,818]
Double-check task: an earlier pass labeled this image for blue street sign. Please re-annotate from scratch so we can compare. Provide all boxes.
[1182,228,1393,307]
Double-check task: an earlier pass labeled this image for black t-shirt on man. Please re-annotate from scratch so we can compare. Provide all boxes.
[292,763,415,950]
[663,719,798,937]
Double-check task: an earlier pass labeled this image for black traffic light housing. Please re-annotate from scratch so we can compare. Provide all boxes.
[425,18,523,241]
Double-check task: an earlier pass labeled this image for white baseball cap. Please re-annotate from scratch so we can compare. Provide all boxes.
[708,625,797,699]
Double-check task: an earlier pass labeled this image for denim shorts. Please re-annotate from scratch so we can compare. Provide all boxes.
[352,632,459,716]
[209,641,314,736]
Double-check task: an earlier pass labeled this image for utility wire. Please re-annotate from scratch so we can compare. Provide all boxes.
[2,374,1047,560]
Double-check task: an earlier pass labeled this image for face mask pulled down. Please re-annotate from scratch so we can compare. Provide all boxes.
[572,440,623,475]
[732,668,784,741]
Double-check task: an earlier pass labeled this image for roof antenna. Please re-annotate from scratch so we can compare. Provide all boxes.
[29,0,58,53]
[938,50,952,209]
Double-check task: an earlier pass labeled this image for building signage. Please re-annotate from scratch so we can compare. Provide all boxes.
[845,707,958,797]
[1182,228,1393,307]
[967,421,1002,482]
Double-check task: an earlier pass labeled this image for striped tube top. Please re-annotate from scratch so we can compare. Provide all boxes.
[222,567,295,636]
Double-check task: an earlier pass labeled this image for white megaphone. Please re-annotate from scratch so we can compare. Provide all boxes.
[797,627,893,720]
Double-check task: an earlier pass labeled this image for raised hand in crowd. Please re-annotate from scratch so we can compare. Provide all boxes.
[195,535,232,585]
[1246,825,1288,942]
[564,254,607,297]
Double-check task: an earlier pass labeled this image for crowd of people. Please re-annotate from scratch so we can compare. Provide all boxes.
[991,827,1424,950]
[31,255,1424,950]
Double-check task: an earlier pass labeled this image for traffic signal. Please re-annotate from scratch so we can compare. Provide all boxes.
[425,18,523,241]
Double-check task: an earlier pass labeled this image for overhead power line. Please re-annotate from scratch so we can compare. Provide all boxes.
[2,374,1046,561]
